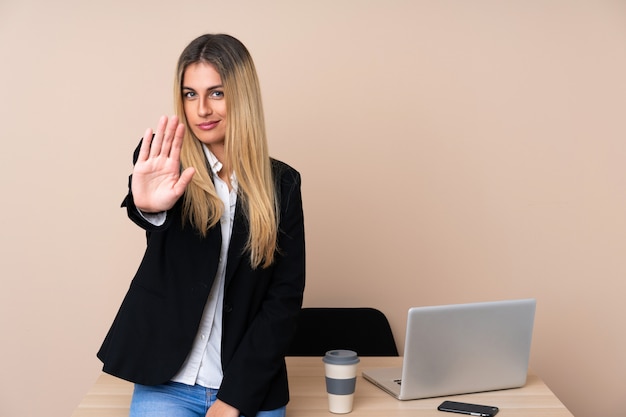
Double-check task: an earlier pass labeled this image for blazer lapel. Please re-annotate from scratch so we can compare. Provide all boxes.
[224,199,248,290]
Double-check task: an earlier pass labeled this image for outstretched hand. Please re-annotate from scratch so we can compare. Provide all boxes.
[131,115,195,213]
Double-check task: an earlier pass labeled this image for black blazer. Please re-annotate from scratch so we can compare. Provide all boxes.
[97,157,306,417]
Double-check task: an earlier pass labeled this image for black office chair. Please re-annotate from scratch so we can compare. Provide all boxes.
[287,307,399,356]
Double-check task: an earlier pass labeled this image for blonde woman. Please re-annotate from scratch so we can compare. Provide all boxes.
[98,34,306,417]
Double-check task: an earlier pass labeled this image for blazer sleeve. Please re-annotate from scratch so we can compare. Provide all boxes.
[216,162,306,416]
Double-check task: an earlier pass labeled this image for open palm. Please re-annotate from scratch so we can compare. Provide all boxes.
[131,115,195,213]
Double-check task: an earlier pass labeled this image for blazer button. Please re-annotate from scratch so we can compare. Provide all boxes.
[224,304,233,313]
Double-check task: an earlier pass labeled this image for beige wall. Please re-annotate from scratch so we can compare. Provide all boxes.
[1,1,625,416]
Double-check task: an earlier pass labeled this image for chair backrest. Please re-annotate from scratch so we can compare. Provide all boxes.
[287,307,399,356]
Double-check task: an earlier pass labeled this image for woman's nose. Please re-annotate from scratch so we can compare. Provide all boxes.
[198,99,212,116]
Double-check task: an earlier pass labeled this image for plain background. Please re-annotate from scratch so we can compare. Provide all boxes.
[1,1,625,416]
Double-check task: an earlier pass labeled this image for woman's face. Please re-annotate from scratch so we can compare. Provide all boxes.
[182,62,227,151]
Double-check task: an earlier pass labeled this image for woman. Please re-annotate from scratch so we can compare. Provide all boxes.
[97,34,306,417]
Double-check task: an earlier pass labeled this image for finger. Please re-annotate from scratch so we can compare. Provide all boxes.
[168,122,186,160]
[161,115,180,157]
[149,115,168,157]
[137,127,153,162]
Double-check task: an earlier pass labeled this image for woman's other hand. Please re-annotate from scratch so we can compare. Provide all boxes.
[205,399,239,417]
[131,115,195,213]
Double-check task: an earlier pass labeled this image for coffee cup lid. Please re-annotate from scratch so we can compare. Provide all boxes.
[323,349,360,365]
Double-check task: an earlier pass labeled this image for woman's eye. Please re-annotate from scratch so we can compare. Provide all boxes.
[183,91,196,99]
[211,90,224,99]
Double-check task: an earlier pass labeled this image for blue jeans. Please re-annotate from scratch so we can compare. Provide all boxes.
[129,381,286,417]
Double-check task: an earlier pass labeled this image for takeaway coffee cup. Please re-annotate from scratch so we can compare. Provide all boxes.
[323,350,360,414]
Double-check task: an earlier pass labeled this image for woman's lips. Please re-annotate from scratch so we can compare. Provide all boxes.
[197,121,219,130]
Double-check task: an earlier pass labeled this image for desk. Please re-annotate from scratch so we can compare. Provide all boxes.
[72,357,573,416]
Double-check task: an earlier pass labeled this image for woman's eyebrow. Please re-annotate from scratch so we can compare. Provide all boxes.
[182,84,223,91]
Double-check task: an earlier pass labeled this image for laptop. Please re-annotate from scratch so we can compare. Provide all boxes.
[362,298,536,400]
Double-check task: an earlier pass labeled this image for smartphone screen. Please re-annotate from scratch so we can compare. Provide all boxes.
[438,400,499,417]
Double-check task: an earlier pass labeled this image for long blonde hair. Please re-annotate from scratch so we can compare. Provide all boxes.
[174,34,277,268]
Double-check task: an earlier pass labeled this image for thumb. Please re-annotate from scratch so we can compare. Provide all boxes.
[173,167,196,196]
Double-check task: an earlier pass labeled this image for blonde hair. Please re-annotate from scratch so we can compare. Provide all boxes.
[174,34,277,268]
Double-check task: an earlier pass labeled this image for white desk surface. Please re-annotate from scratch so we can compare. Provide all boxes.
[72,356,573,417]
